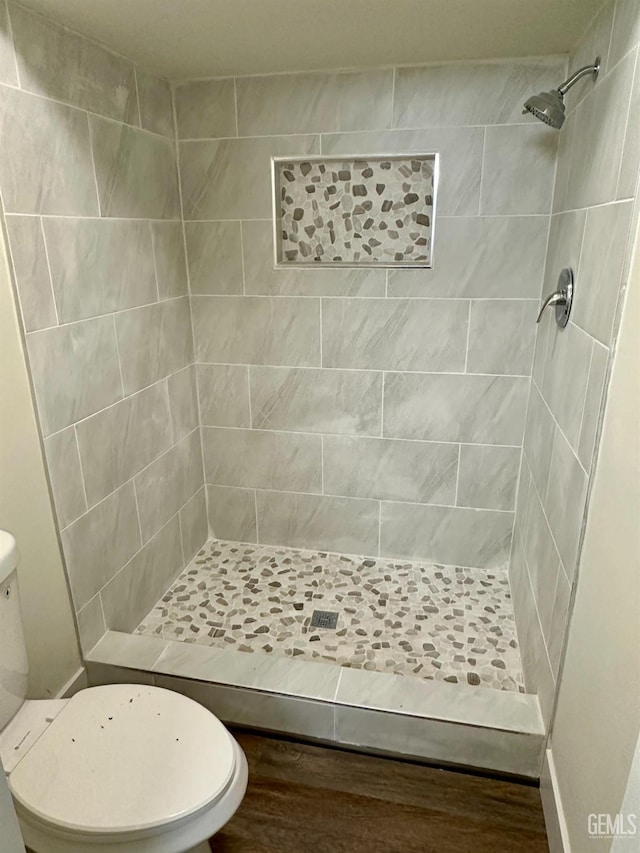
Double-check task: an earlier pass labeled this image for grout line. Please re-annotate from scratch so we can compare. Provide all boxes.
[254,489,260,544]
[575,339,596,456]
[73,424,89,513]
[189,361,532,379]
[239,221,247,295]
[85,115,103,217]
[38,217,61,326]
[320,434,324,493]
[615,46,639,198]
[149,221,161,301]
[477,126,488,215]
[377,500,382,557]
[4,2,21,89]
[463,301,472,372]
[318,298,323,366]
[380,372,385,437]
[232,76,239,137]
[246,365,253,428]
[132,65,143,129]
[131,478,145,546]
[453,443,462,506]
[111,314,127,398]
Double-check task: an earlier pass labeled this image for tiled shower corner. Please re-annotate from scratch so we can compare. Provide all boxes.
[136,538,524,693]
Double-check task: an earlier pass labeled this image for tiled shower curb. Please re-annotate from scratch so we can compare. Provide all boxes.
[86,631,545,778]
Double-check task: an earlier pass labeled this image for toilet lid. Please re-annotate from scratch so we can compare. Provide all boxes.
[9,684,236,835]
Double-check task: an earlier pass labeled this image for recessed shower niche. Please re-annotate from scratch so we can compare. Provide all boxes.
[272,154,438,267]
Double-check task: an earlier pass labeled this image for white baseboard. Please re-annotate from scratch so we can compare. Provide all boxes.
[541,748,571,853]
[55,666,87,699]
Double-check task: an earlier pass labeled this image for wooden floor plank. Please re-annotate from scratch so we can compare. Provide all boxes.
[211,731,548,852]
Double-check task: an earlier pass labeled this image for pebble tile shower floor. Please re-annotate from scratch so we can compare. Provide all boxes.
[136,539,525,692]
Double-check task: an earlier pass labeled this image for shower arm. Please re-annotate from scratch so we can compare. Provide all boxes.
[557,60,600,96]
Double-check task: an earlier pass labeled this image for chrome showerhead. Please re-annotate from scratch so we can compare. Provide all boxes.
[523,58,600,130]
[522,88,566,129]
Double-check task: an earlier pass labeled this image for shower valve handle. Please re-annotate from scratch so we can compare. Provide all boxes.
[536,268,574,328]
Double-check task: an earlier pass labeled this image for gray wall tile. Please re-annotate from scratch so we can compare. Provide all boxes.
[90,116,180,218]
[322,127,483,217]
[523,384,555,499]
[457,445,520,511]
[236,69,392,135]
[115,297,193,395]
[394,60,565,127]
[522,484,560,638]
[250,367,382,435]
[578,341,609,470]
[0,86,98,215]
[0,2,18,85]
[134,430,204,542]
[572,201,633,345]
[191,295,320,366]
[42,218,156,323]
[61,482,141,610]
[256,490,379,555]
[5,215,57,331]
[152,221,188,299]
[136,69,174,137]
[168,365,199,440]
[544,428,588,579]
[388,216,548,299]
[381,502,513,568]
[180,486,208,562]
[27,316,122,435]
[384,373,528,445]
[567,50,635,210]
[467,300,537,376]
[322,298,468,372]
[481,125,557,215]
[207,484,257,543]
[76,594,106,654]
[185,221,243,294]
[9,3,138,124]
[101,515,183,632]
[174,78,236,139]
[618,50,640,200]
[242,220,386,297]
[75,382,174,506]
[323,435,457,505]
[197,364,251,427]
[202,427,322,492]
[179,134,319,220]
[43,426,87,528]
[542,321,592,451]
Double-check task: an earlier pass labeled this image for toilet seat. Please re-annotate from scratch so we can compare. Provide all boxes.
[9,685,237,839]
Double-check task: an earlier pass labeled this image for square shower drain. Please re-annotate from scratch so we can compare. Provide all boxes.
[310,609,339,629]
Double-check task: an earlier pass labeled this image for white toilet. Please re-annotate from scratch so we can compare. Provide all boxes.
[0,531,248,853]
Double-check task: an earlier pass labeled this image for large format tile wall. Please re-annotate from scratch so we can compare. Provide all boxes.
[0,3,207,652]
[175,58,563,570]
[510,0,640,724]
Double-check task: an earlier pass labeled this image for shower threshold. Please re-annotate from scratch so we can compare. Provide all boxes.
[85,539,545,778]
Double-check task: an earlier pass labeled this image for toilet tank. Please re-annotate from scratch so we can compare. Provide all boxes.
[0,532,28,730]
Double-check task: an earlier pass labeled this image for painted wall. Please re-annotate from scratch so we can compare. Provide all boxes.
[550,180,640,852]
[0,204,80,697]
[0,2,207,653]
[509,0,640,724]
[175,58,561,567]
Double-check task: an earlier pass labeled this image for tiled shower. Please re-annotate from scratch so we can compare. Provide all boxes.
[2,0,639,773]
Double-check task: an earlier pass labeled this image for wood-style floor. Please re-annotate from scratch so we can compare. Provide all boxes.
[211,730,549,853]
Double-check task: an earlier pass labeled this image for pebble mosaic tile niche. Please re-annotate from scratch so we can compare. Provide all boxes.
[137,538,524,692]
[272,154,437,267]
